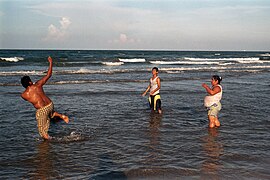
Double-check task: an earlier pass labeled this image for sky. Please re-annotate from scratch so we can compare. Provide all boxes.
[0,0,270,51]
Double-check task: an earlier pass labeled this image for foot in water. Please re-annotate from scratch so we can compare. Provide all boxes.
[52,112,69,123]
[61,115,69,123]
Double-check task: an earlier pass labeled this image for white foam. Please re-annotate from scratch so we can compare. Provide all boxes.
[237,59,263,64]
[0,70,43,76]
[62,68,103,74]
[160,65,270,72]
[219,62,235,66]
[51,132,86,142]
[165,70,183,74]
[184,57,260,61]
[61,68,133,75]
[260,53,270,56]
[64,61,88,64]
[149,60,219,65]
[118,58,145,62]
[0,57,24,62]
[54,80,89,84]
[102,62,124,66]
[54,80,104,84]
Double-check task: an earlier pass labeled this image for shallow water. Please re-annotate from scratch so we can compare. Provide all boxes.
[0,50,270,179]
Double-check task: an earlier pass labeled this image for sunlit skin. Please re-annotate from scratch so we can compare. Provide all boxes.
[21,57,69,139]
[202,78,221,128]
[142,68,162,114]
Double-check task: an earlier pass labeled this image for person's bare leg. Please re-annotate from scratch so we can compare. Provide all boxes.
[53,112,69,123]
[208,116,216,128]
[214,117,220,127]
[158,109,162,114]
[42,133,52,140]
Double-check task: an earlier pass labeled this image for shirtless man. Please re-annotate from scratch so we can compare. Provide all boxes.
[21,56,69,140]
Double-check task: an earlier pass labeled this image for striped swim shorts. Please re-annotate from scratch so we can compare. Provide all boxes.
[36,102,55,138]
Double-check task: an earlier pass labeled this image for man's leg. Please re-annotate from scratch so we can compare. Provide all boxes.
[53,111,69,123]
[36,108,52,140]
[42,133,52,140]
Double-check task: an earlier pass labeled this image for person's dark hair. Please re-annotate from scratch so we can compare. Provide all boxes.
[21,76,32,88]
[152,67,159,72]
[212,75,222,84]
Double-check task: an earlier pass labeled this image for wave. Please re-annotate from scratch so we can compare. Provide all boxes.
[161,65,270,72]
[184,57,260,61]
[1,65,269,77]
[165,70,183,74]
[59,68,140,74]
[0,70,44,76]
[236,59,263,64]
[54,80,109,84]
[260,53,270,57]
[0,79,148,86]
[53,79,147,85]
[0,68,138,76]
[64,61,90,64]
[149,60,219,65]
[0,57,24,62]
[118,58,146,63]
[102,62,124,66]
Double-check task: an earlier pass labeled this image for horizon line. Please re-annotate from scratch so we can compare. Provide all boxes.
[0,48,269,52]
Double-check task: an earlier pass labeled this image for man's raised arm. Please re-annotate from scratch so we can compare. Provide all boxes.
[36,56,53,86]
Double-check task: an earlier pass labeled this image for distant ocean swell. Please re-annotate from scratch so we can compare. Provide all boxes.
[0,64,269,76]
[0,68,269,87]
[1,56,268,64]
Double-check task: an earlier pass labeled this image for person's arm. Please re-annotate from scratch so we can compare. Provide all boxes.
[202,83,221,95]
[36,56,53,86]
[150,77,161,95]
[142,83,151,96]
[21,92,27,101]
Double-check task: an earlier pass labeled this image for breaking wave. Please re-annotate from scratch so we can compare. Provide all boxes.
[119,58,146,63]
[0,57,24,62]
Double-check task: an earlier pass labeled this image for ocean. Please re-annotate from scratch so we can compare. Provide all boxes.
[0,50,269,179]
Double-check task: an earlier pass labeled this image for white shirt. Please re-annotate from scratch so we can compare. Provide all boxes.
[150,76,160,96]
[204,85,222,107]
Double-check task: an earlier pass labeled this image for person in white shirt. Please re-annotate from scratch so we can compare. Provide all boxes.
[142,67,162,114]
[202,75,223,128]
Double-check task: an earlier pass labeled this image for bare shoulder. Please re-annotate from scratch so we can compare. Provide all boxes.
[21,88,29,100]
[213,85,221,93]
[34,79,45,87]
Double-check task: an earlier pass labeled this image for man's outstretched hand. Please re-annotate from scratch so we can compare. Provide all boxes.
[48,56,53,63]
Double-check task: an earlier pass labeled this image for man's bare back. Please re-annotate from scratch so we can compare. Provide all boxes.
[21,81,52,109]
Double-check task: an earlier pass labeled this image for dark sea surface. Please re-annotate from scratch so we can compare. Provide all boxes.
[0,50,269,179]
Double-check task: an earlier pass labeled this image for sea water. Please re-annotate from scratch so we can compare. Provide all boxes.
[0,50,269,179]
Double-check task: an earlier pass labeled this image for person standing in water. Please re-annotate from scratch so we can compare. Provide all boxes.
[202,75,223,128]
[142,67,162,114]
[21,56,69,140]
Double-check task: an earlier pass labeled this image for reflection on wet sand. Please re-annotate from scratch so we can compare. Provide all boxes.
[146,112,163,164]
[125,112,164,179]
[201,128,223,179]
[30,141,58,179]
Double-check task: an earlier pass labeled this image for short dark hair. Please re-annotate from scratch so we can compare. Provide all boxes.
[212,75,222,84]
[21,76,32,88]
[152,67,159,72]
